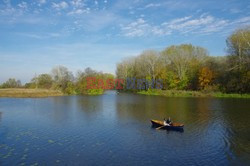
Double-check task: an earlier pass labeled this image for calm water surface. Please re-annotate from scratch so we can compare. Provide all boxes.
[0,91,250,165]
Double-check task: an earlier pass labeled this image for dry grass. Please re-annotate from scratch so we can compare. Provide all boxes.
[0,88,64,98]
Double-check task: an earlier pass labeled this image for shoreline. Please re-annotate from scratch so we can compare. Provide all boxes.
[0,88,105,98]
[1,88,250,98]
[137,89,250,98]
[0,88,64,98]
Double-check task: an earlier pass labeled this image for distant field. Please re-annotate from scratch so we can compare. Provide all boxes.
[0,88,64,98]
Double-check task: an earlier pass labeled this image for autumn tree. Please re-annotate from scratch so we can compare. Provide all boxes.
[198,67,214,90]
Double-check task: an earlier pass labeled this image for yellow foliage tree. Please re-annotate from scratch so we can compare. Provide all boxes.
[199,67,214,90]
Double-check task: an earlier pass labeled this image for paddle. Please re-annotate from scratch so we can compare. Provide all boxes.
[156,125,166,130]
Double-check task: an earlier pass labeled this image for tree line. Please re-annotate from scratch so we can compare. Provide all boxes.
[116,27,250,93]
[0,67,114,95]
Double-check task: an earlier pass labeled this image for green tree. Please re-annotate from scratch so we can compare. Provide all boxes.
[51,66,74,93]
[1,78,22,88]
[225,27,250,93]
[31,74,53,89]
[161,44,209,90]
[75,67,114,95]
[227,27,250,70]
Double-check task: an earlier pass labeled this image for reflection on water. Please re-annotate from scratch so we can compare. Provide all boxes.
[0,91,250,165]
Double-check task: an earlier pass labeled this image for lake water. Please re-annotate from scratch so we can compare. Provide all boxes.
[0,91,250,165]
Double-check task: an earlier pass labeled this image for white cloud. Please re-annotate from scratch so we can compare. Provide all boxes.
[121,14,232,37]
[52,1,68,10]
[18,2,28,10]
[165,15,250,35]
[151,27,165,35]
[232,16,250,25]
[170,15,228,34]
[163,15,215,33]
[200,20,228,33]
[121,18,147,37]
[144,3,161,9]
[71,0,85,8]
[121,18,167,37]
[67,8,90,15]
[165,16,192,25]
[67,0,90,15]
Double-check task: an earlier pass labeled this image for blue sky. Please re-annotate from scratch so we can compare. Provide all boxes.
[0,0,250,83]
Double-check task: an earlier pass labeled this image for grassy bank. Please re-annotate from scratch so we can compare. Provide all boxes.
[0,88,64,98]
[85,89,104,95]
[138,89,250,98]
[1,88,249,98]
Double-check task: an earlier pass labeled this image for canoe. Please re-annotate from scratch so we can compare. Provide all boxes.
[151,119,184,130]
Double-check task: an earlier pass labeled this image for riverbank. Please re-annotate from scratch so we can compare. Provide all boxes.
[0,88,64,98]
[137,89,250,98]
[1,88,249,98]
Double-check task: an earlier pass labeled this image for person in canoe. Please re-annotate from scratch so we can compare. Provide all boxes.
[164,117,172,126]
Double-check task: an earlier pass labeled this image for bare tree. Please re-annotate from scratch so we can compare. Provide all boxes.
[138,50,160,81]
[51,66,74,90]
